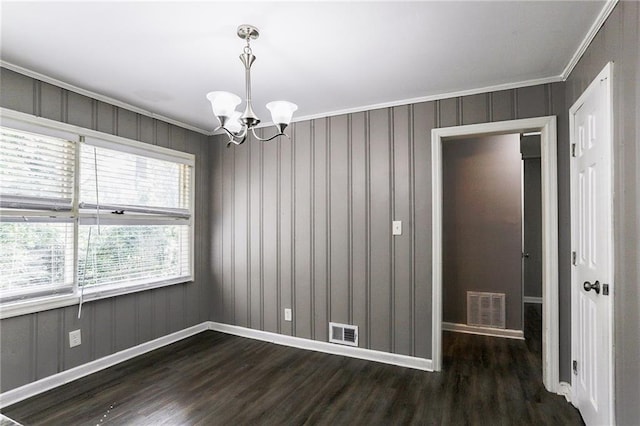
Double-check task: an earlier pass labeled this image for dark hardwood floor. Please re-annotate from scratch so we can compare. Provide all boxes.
[3,304,582,425]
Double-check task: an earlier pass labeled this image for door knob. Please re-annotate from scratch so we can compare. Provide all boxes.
[583,280,600,294]
[522,252,530,258]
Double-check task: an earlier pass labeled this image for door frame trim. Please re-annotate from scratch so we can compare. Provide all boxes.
[569,61,615,424]
[431,116,559,392]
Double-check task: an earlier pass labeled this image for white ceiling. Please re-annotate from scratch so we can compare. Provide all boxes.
[1,1,607,134]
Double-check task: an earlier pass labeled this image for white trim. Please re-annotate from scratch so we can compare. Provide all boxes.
[558,381,573,404]
[292,76,563,124]
[523,296,543,304]
[569,62,615,426]
[0,322,208,408]
[431,116,559,392]
[209,322,432,372]
[0,60,209,136]
[0,294,79,320]
[560,0,619,80]
[442,322,524,340]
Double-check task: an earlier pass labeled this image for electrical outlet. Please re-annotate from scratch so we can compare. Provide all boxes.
[69,329,81,348]
[284,308,292,322]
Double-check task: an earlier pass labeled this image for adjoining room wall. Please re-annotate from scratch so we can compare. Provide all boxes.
[442,134,523,330]
[0,68,214,393]
[564,2,640,423]
[209,81,567,361]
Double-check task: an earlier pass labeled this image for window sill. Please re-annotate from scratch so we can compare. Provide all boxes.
[0,294,79,320]
[0,277,193,320]
[81,276,194,302]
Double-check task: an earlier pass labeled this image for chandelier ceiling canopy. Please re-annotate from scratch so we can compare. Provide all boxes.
[207,24,298,146]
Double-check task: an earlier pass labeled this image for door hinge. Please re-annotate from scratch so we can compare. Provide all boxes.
[571,251,577,266]
[573,360,578,375]
[603,283,610,295]
[571,143,577,157]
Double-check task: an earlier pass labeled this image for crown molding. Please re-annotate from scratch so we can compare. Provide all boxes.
[0,60,212,136]
[291,75,564,124]
[560,0,619,80]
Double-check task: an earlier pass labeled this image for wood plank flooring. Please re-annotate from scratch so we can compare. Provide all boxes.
[3,304,582,425]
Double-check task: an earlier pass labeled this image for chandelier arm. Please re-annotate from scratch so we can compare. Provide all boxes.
[250,127,288,142]
[220,125,248,147]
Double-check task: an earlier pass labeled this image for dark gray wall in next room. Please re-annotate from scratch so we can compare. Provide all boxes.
[0,68,214,393]
[442,134,523,330]
[209,82,567,361]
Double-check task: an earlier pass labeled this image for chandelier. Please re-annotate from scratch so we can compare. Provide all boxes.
[207,25,298,146]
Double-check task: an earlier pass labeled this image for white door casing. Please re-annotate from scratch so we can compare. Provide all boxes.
[570,62,615,426]
[431,116,559,392]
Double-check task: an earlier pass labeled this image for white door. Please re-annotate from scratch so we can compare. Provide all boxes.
[571,63,614,426]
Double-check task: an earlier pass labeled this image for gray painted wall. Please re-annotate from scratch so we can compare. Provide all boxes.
[442,134,523,330]
[523,157,542,299]
[210,82,567,360]
[0,68,214,393]
[564,2,639,424]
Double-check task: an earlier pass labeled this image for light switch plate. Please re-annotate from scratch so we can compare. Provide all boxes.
[392,220,402,236]
[69,329,81,348]
[284,308,292,322]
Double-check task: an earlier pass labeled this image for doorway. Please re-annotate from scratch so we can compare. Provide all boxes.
[431,116,559,393]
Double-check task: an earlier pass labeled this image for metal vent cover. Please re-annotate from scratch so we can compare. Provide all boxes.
[329,322,358,346]
[467,291,506,329]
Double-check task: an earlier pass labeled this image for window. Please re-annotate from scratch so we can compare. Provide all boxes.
[1,128,76,301]
[0,118,195,313]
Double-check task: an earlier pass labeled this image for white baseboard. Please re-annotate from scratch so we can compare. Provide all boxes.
[0,322,209,408]
[557,381,573,403]
[442,322,525,340]
[0,321,434,409]
[523,296,543,304]
[208,322,433,372]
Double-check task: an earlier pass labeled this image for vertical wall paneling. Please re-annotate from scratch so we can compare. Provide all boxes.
[393,105,412,356]
[491,90,515,122]
[516,85,548,119]
[350,112,368,348]
[368,108,392,352]
[0,68,212,393]
[293,121,312,338]
[329,115,350,324]
[35,310,59,380]
[279,128,293,335]
[261,130,279,333]
[312,119,328,341]
[234,139,249,328]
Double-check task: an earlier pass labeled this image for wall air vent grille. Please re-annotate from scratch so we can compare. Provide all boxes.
[467,291,506,329]
[329,322,358,346]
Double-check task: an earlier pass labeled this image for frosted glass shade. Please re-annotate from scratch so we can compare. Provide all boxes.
[225,111,243,133]
[266,101,298,126]
[206,91,241,118]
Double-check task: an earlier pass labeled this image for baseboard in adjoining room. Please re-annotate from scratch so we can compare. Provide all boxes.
[442,322,525,340]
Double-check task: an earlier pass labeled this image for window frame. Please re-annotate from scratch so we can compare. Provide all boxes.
[0,108,195,319]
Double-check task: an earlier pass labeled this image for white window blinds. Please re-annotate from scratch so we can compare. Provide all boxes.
[79,143,191,217]
[0,127,75,211]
